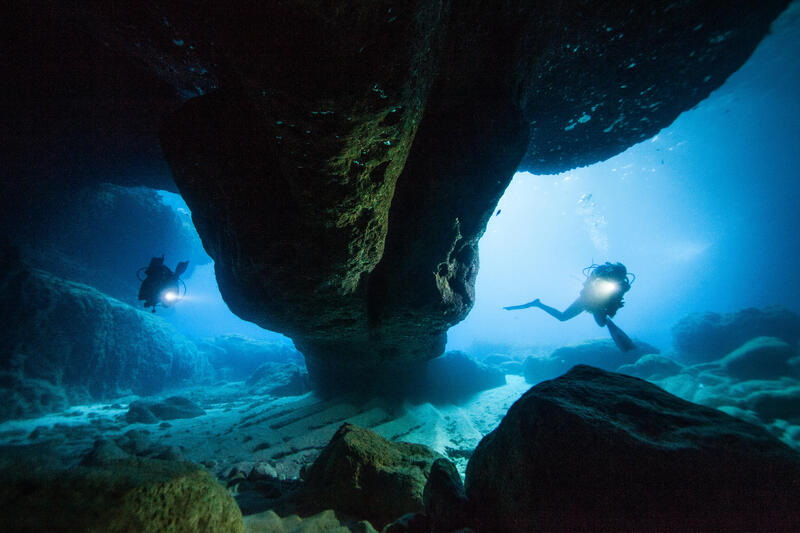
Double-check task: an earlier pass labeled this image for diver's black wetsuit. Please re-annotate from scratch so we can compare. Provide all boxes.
[138,256,187,312]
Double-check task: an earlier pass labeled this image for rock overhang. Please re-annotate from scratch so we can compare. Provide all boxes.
[6,0,792,385]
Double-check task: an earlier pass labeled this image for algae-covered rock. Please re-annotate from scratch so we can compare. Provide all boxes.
[0,455,242,532]
[299,423,441,528]
[243,509,378,533]
[466,365,800,532]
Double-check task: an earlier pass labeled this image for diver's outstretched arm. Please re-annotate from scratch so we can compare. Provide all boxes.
[535,298,585,322]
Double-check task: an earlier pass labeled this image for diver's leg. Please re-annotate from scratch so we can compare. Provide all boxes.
[535,298,585,322]
[503,299,541,310]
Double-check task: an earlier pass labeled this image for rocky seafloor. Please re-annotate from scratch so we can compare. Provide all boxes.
[1,304,799,531]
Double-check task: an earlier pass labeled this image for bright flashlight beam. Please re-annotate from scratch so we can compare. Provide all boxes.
[593,280,619,299]
[163,291,178,303]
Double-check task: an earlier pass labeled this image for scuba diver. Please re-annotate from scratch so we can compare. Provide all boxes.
[137,255,189,313]
[504,262,636,351]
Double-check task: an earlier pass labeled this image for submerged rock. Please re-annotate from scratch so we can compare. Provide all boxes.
[125,401,159,424]
[523,338,658,384]
[617,353,685,380]
[0,372,69,422]
[0,254,210,420]
[466,365,800,532]
[124,396,205,425]
[200,335,304,381]
[715,336,797,381]
[0,455,242,532]
[423,458,469,532]
[243,509,377,533]
[147,396,206,420]
[298,423,441,528]
[672,306,800,364]
[246,362,310,397]
[417,351,505,404]
[742,385,800,423]
[79,438,130,467]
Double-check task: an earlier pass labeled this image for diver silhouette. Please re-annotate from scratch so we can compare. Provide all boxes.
[137,256,188,313]
[504,262,636,351]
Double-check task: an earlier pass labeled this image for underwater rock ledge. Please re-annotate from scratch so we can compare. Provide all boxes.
[50,1,790,379]
[0,249,210,421]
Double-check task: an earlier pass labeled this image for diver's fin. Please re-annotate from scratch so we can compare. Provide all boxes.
[174,261,189,277]
[606,318,636,352]
[503,299,539,310]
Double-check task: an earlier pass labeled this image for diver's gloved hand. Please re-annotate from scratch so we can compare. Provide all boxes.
[503,299,541,310]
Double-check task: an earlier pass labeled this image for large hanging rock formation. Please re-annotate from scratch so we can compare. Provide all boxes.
[19,1,790,382]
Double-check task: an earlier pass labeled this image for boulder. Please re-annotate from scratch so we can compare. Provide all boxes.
[243,510,378,533]
[310,350,505,399]
[125,401,159,425]
[617,353,684,380]
[298,423,441,528]
[672,306,800,364]
[0,253,210,420]
[742,385,800,423]
[80,439,130,467]
[417,351,506,404]
[124,397,205,425]
[716,336,796,381]
[382,513,430,533]
[423,458,469,532]
[246,362,310,397]
[0,454,242,532]
[147,396,206,420]
[523,339,659,384]
[466,365,800,532]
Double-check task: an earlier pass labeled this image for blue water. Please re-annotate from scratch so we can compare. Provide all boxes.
[156,190,291,344]
[448,3,800,353]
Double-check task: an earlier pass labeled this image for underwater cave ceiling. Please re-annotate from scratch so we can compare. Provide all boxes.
[18,1,789,380]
